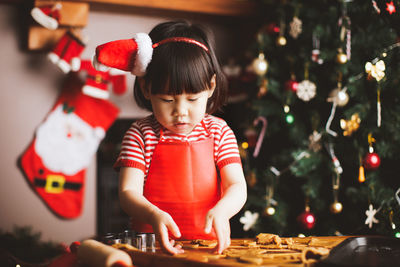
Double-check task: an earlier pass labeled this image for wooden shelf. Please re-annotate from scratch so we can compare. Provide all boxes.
[67,0,257,17]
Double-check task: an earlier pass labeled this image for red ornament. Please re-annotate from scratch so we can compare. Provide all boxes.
[297,209,316,230]
[386,1,396,14]
[363,152,381,170]
[266,23,280,34]
[285,80,299,92]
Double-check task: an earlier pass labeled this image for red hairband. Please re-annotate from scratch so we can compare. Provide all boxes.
[152,37,209,52]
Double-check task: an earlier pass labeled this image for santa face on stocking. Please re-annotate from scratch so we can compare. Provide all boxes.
[35,104,105,176]
[20,80,119,219]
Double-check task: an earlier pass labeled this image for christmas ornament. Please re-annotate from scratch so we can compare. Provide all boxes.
[289,16,302,39]
[252,53,268,76]
[327,87,349,107]
[308,131,322,152]
[222,59,241,78]
[358,165,366,183]
[390,210,396,230]
[365,60,385,82]
[19,76,119,218]
[48,31,86,74]
[330,173,342,214]
[363,133,381,170]
[285,77,299,92]
[265,23,280,34]
[337,50,348,64]
[79,60,127,100]
[240,210,259,231]
[386,1,396,14]
[296,80,316,101]
[330,202,343,214]
[264,185,277,216]
[311,34,324,64]
[363,152,381,170]
[276,36,287,46]
[297,206,316,230]
[31,3,62,30]
[265,206,276,216]
[252,116,268,158]
[365,204,379,229]
[340,113,361,136]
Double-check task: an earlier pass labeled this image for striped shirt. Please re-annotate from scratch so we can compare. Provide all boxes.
[114,114,241,179]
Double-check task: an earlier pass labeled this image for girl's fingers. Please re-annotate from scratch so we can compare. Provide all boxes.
[167,219,181,239]
[158,225,181,255]
[204,214,213,234]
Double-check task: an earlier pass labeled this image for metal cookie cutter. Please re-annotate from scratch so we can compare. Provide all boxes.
[135,233,156,252]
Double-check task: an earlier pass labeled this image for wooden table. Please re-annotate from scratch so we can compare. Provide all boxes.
[124,236,349,267]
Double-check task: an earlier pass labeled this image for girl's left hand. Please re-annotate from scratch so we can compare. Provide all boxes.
[204,208,231,254]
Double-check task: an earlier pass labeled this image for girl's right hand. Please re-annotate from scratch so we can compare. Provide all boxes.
[149,209,184,255]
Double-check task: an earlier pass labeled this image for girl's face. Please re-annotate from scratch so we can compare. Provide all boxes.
[143,76,216,135]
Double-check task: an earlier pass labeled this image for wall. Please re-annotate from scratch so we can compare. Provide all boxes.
[0,4,246,244]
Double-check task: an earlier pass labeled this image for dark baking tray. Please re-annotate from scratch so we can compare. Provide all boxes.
[316,236,400,267]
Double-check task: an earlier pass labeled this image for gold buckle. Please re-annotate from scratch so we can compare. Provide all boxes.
[95,74,102,84]
[45,175,65,194]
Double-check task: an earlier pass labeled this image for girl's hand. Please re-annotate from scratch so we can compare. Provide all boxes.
[149,209,184,255]
[204,208,231,254]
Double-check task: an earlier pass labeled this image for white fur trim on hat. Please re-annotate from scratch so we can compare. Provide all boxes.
[71,57,81,72]
[48,52,60,64]
[92,54,110,72]
[132,33,153,77]
[58,59,71,73]
[31,7,59,30]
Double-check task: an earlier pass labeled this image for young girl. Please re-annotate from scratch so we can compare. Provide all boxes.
[94,20,247,255]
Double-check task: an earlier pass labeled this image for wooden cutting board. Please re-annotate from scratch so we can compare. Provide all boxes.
[123,236,349,267]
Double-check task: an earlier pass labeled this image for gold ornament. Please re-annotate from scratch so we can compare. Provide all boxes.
[330,202,343,214]
[365,60,385,82]
[276,36,287,46]
[340,113,361,136]
[327,88,349,107]
[337,52,348,64]
[265,206,276,216]
[252,53,268,76]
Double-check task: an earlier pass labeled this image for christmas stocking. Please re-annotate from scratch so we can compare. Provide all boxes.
[19,75,119,219]
[48,31,86,74]
[31,3,62,30]
[79,59,127,100]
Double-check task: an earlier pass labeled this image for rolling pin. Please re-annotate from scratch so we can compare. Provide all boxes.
[77,239,133,267]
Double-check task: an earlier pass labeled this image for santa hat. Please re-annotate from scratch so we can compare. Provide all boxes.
[31,3,62,30]
[93,34,209,77]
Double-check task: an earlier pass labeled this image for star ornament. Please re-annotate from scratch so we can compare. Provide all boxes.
[365,60,385,82]
[239,210,259,231]
[365,204,379,229]
[386,1,396,14]
[340,113,361,136]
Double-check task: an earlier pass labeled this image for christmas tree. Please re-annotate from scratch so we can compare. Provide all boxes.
[225,0,400,238]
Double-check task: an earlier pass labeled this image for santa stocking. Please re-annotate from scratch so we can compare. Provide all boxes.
[48,31,86,74]
[19,75,119,219]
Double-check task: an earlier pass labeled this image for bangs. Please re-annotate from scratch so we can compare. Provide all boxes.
[146,43,214,95]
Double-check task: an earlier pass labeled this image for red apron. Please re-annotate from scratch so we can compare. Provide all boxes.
[133,122,220,240]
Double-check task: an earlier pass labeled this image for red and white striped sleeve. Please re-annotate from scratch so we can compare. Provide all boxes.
[206,116,242,170]
[113,121,147,173]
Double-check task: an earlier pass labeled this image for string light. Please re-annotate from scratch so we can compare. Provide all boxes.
[386,1,396,14]
[241,142,249,149]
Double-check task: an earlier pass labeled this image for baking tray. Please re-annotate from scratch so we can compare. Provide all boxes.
[317,236,400,267]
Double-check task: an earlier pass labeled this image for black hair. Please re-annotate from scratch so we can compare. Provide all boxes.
[134,20,227,114]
